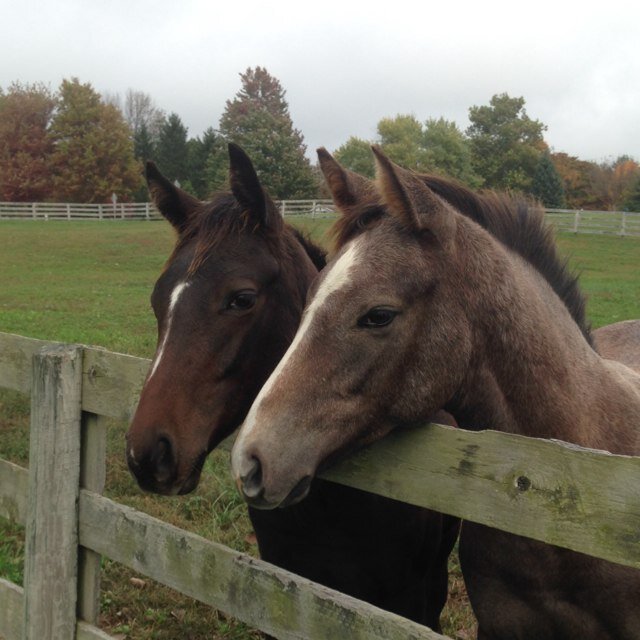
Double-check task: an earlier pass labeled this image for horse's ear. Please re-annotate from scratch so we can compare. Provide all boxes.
[228,143,279,230]
[146,161,200,232]
[317,147,376,211]
[372,146,455,244]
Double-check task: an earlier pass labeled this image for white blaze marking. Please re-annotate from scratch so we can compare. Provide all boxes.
[232,239,362,465]
[147,281,190,381]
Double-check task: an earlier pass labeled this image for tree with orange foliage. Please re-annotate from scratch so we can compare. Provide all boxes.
[49,78,142,202]
[0,82,56,201]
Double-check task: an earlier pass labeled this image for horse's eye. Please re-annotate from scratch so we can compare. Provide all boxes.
[226,291,257,311]
[357,307,399,328]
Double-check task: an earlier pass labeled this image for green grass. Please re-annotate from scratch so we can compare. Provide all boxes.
[555,234,640,327]
[0,219,638,639]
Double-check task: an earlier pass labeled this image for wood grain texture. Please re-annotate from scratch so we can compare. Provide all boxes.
[79,491,447,640]
[22,345,83,640]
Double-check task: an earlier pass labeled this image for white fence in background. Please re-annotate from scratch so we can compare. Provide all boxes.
[1,201,639,236]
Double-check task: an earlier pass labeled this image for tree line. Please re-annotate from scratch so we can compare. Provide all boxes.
[1,70,639,210]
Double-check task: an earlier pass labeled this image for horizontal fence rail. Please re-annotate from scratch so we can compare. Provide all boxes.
[1,332,640,638]
[0,201,158,221]
[545,209,640,237]
[2,201,639,235]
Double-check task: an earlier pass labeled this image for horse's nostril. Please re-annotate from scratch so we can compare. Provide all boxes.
[241,456,263,499]
[152,437,175,483]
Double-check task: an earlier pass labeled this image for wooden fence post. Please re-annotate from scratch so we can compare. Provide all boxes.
[77,412,107,625]
[573,211,580,233]
[23,345,83,640]
[621,211,627,236]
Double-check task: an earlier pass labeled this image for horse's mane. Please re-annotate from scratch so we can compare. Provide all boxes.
[331,175,594,348]
[290,227,327,270]
[170,192,326,274]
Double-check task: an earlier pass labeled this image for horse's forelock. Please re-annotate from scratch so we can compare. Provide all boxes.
[167,192,324,278]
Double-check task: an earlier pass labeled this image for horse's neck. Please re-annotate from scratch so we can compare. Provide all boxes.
[453,248,640,455]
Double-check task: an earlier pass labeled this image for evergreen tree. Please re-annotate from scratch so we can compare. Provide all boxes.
[467,93,546,191]
[134,123,156,162]
[0,82,57,201]
[155,112,189,184]
[532,152,566,208]
[216,67,316,198]
[624,176,640,212]
[49,78,141,202]
[187,127,222,198]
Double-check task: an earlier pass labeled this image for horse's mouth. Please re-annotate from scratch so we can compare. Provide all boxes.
[242,475,313,510]
[175,451,208,495]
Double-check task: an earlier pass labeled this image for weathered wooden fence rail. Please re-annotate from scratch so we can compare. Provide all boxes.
[2,201,639,235]
[1,332,639,639]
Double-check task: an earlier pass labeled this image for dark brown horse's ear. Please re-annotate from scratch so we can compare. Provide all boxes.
[228,143,278,230]
[146,161,200,232]
[317,147,376,211]
[372,146,455,244]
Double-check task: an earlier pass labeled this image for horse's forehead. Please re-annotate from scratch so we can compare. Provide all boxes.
[163,233,277,285]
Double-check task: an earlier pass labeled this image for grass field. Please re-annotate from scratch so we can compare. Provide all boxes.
[0,219,638,639]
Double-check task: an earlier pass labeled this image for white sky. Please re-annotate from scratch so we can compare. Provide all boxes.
[2,0,639,163]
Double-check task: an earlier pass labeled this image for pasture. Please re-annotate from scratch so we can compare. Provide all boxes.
[0,219,639,639]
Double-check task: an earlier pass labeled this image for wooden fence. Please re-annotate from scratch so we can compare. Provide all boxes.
[0,200,337,222]
[545,208,640,236]
[1,332,639,639]
[0,202,158,221]
[2,201,639,235]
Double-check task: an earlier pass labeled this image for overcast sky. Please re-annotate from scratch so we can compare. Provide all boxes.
[3,0,639,163]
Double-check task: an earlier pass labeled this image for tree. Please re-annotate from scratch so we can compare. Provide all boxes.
[551,153,598,209]
[609,156,640,210]
[49,78,142,202]
[467,93,546,191]
[333,136,375,178]
[422,118,480,186]
[124,89,165,141]
[332,116,479,187]
[624,175,640,212]
[122,89,166,167]
[215,67,316,198]
[532,152,566,208]
[377,114,429,171]
[0,82,56,201]
[154,112,189,185]
[187,127,222,198]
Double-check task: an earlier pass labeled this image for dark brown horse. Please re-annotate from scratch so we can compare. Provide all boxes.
[232,148,640,639]
[125,144,458,630]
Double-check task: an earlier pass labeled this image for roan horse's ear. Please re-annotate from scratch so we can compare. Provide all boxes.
[371,146,455,245]
[146,161,201,232]
[228,143,278,230]
[317,147,377,211]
